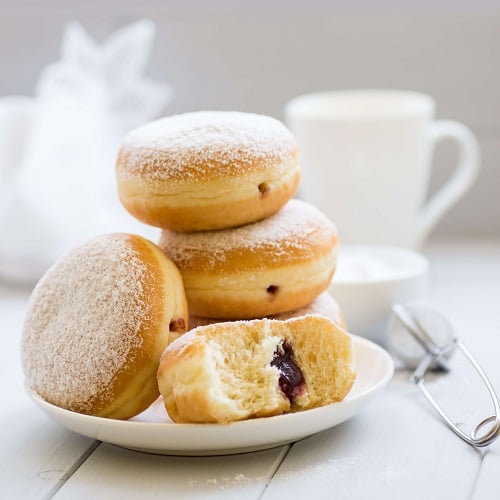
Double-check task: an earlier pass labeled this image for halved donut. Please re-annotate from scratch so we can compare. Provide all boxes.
[157,315,356,423]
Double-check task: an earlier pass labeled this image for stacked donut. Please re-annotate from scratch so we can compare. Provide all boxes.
[115,111,355,423]
[116,111,344,327]
[22,111,355,425]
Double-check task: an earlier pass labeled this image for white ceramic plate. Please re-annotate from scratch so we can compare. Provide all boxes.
[29,335,393,456]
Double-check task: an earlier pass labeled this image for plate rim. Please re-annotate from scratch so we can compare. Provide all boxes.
[28,334,394,454]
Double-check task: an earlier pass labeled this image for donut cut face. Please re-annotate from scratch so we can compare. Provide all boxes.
[116,111,300,232]
[159,200,338,319]
[21,233,188,419]
[157,315,356,423]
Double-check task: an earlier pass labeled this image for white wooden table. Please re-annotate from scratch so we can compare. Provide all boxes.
[1,239,499,500]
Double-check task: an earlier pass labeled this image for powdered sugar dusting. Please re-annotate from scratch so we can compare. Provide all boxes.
[22,234,151,414]
[117,111,298,182]
[160,200,337,271]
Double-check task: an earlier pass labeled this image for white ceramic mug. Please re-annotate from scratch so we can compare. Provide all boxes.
[284,90,480,248]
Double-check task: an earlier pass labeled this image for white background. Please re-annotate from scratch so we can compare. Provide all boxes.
[1,0,499,238]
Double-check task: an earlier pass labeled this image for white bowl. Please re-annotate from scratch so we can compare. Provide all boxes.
[329,245,429,345]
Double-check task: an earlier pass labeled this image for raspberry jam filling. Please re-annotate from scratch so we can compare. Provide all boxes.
[169,318,186,333]
[258,182,270,197]
[271,341,305,402]
[266,285,279,300]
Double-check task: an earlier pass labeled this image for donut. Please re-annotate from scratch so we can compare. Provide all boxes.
[157,315,356,423]
[188,292,347,331]
[116,111,300,232]
[21,233,188,419]
[159,199,339,319]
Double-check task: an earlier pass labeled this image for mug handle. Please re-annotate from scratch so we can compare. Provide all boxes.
[418,120,480,246]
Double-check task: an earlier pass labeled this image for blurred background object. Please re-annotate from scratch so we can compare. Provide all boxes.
[0,0,499,282]
[0,18,171,283]
[285,90,480,248]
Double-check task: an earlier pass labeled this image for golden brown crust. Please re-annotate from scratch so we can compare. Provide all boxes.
[117,166,300,232]
[180,257,335,319]
[116,111,300,231]
[21,234,188,419]
[159,200,338,319]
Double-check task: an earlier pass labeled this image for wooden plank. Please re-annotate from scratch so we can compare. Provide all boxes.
[261,375,480,500]
[0,286,287,500]
[471,448,500,500]
[0,404,99,499]
[2,241,499,498]
[0,287,287,499]
[53,443,289,500]
[427,241,500,500]
[0,288,99,499]
[262,241,500,499]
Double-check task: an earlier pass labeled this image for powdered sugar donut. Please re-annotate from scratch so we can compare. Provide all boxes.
[116,111,300,232]
[22,233,188,419]
[159,200,338,319]
[188,292,346,330]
